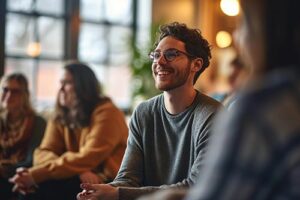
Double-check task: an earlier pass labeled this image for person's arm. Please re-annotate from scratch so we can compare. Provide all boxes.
[31,120,65,166]
[109,106,145,187]
[29,105,127,184]
[76,103,150,200]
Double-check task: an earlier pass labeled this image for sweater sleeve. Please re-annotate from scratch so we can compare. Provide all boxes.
[29,103,128,184]
[109,107,144,187]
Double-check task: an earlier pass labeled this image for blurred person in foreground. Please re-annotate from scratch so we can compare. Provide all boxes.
[10,62,128,200]
[221,55,250,110]
[209,54,250,108]
[139,0,300,199]
[0,73,46,200]
[77,22,222,200]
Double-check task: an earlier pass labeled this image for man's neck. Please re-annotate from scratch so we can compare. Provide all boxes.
[163,86,197,115]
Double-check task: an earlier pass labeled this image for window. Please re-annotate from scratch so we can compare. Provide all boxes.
[4,0,65,110]
[78,0,133,109]
[1,0,152,112]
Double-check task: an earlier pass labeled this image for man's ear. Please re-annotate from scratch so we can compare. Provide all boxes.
[192,58,203,72]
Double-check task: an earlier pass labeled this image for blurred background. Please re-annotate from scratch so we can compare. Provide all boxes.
[0,0,241,114]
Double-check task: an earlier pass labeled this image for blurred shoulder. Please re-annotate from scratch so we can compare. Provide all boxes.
[196,92,224,115]
[93,99,124,115]
[199,92,222,106]
[223,68,300,133]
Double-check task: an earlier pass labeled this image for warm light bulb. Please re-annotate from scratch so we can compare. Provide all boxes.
[27,42,41,57]
[220,0,240,16]
[216,31,232,48]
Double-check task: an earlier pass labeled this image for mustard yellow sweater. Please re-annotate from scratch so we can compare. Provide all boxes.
[29,101,128,184]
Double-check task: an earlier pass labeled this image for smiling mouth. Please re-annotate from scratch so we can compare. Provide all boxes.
[155,68,174,77]
[158,71,171,76]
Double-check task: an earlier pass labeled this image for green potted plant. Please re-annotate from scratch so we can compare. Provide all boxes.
[130,24,161,109]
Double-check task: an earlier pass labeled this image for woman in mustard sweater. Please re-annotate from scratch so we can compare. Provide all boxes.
[10,62,128,200]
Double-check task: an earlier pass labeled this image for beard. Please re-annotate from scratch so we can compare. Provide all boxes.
[154,61,192,91]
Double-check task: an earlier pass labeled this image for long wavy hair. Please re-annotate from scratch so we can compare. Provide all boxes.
[0,73,34,116]
[54,62,108,128]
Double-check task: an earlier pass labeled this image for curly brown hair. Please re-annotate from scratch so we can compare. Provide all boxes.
[154,22,212,84]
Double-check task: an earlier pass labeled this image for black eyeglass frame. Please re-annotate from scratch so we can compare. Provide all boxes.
[1,87,23,95]
[149,48,197,63]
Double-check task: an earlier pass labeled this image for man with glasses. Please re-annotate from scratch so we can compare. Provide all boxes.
[77,22,222,200]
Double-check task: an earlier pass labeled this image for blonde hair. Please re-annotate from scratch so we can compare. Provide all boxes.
[0,73,34,115]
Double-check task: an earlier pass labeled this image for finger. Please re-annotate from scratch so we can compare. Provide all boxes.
[12,182,26,192]
[12,184,25,195]
[12,184,19,192]
[9,177,16,183]
[19,188,27,195]
[9,173,22,183]
[85,189,95,195]
[9,174,18,182]
[77,190,92,200]
[77,192,85,200]
[76,192,81,200]
[9,175,23,185]
[16,167,28,174]
[80,183,93,190]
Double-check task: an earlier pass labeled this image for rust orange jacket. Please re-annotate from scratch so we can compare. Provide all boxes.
[29,100,128,184]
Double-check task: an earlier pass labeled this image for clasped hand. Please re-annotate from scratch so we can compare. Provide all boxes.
[9,167,36,195]
[77,183,118,200]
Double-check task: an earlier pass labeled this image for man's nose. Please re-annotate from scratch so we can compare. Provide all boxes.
[156,54,167,65]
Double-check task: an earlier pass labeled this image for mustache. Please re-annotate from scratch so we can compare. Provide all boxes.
[153,65,174,74]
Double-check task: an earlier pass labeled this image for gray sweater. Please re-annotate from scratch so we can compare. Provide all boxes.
[110,91,221,200]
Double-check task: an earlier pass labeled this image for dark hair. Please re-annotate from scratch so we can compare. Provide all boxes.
[0,73,34,115]
[154,22,212,83]
[54,62,108,128]
[241,0,300,70]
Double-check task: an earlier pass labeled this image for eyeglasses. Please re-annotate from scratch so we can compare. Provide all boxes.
[2,87,23,95]
[60,79,73,86]
[149,48,196,63]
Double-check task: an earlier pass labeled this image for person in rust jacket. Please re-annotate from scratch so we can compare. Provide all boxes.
[10,62,128,200]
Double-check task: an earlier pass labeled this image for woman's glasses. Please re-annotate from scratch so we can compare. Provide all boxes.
[2,87,23,95]
[149,48,195,63]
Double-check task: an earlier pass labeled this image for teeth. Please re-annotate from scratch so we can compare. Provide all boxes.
[157,71,170,75]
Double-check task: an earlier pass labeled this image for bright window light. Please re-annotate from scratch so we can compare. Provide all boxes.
[216,31,232,48]
[220,0,240,16]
